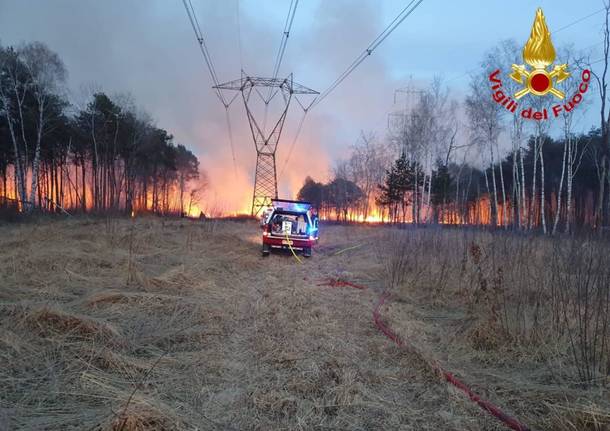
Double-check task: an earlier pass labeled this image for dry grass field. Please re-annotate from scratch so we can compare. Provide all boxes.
[0,217,609,430]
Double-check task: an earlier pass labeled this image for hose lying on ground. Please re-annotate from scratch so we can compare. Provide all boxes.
[372,293,530,431]
[285,231,303,264]
[316,276,531,431]
[317,278,367,289]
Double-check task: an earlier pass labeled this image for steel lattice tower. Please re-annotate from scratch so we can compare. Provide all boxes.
[215,72,317,216]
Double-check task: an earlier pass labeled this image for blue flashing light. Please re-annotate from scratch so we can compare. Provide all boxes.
[272,200,312,213]
[307,224,318,237]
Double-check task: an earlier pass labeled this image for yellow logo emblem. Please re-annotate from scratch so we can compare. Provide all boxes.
[510,8,570,99]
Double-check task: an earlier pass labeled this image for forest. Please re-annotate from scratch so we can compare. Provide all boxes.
[0,42,201,217]
[300,128,604,233]
[298,39,610,233]
[3,38,610,234]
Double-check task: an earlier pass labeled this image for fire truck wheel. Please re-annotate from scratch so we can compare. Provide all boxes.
[303,247,312,258]
[262,244,270,257]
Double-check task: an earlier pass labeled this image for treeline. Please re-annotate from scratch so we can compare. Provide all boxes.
[375,129,603,230]
[298,35,610,233]
[0,41,202,215]
[297,176,364,221]
[298,128,603,231]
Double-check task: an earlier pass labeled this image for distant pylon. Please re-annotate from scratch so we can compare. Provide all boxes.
[215,72,318,215]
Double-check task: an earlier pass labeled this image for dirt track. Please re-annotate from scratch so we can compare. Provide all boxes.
[1,218,504,430]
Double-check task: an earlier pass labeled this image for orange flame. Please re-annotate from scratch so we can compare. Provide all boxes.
[523,8,556,69]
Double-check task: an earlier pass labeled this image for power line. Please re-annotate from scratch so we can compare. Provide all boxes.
[279,110,307,180]
[270,0,299,85]
[182,0,227,106]
[263,0,300,133]
[311,0,425,109]
[224,107,238,178]
[279,96,316,180]
[182,0,239,173]
[554,7,606,34]
[236,0,244,71]
[280,0,425,176]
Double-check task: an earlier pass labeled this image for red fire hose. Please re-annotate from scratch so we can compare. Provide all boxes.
[373,293,531,431]
[318,279,531,431]
[317,278,367,290]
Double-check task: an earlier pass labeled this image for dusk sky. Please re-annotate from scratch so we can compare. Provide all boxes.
[0,0,605,212]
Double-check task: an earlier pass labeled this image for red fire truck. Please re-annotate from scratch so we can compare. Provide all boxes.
[260,199,319,257]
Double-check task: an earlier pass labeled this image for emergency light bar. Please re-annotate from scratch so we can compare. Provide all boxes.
[271,199,312,213]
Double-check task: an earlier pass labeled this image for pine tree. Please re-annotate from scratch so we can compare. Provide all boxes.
[431,159,454,223]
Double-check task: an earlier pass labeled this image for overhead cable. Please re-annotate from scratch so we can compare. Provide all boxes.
[311,0,425,109]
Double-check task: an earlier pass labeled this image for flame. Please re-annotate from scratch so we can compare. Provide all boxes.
[187,205,200,218]
[523,8,556,69]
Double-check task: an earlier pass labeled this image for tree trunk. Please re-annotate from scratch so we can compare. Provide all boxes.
[4,112,26,205]
[489,140,499,226]
[519,148,527,229]
[497,147,507,227]
[412,169,418,224]
[425,172,433,223]
[483,164,492,225]
[179,175,185,215]
[596,157,607,228]
[566,139,574,233]
[28,102,45,210]
[553,133,569,234]
[540,142,547,234]
[512,148,520,229]
[81,159,87,212]
[529,137,539,230]
[2,168,6,201]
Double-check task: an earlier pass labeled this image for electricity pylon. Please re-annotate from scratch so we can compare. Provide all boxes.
[215,72,318,216]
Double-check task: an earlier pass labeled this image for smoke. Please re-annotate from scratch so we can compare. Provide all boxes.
[0,0,416,212]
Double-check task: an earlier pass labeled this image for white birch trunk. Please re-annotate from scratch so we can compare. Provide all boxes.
[425,172,433,223]
[566,137,575,233]
[28,100,45,209]
[497,142,507,227]
[512,148,520,228]
[552,133,568,234]
[483,158,492,225]
[489,144,499,226]
[519,148,527,229]
[529,138,539,231]
[540,142,547,234]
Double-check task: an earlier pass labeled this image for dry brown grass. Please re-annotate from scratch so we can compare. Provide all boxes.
[376,227,610,430]
[1,217,606,430]
[26,307,122,342]
[108,405,179,431]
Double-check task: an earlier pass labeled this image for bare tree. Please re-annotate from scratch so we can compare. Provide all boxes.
[20,42,66,210]
[392,77,455,224]
[0,46,28,206]
[587,1,610,228]
[533,117,550,233]
[496,40,525,228]
[553,49,589,234]
[346,132,391,220]
[479,40,527,228]
[466,71,503,226]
